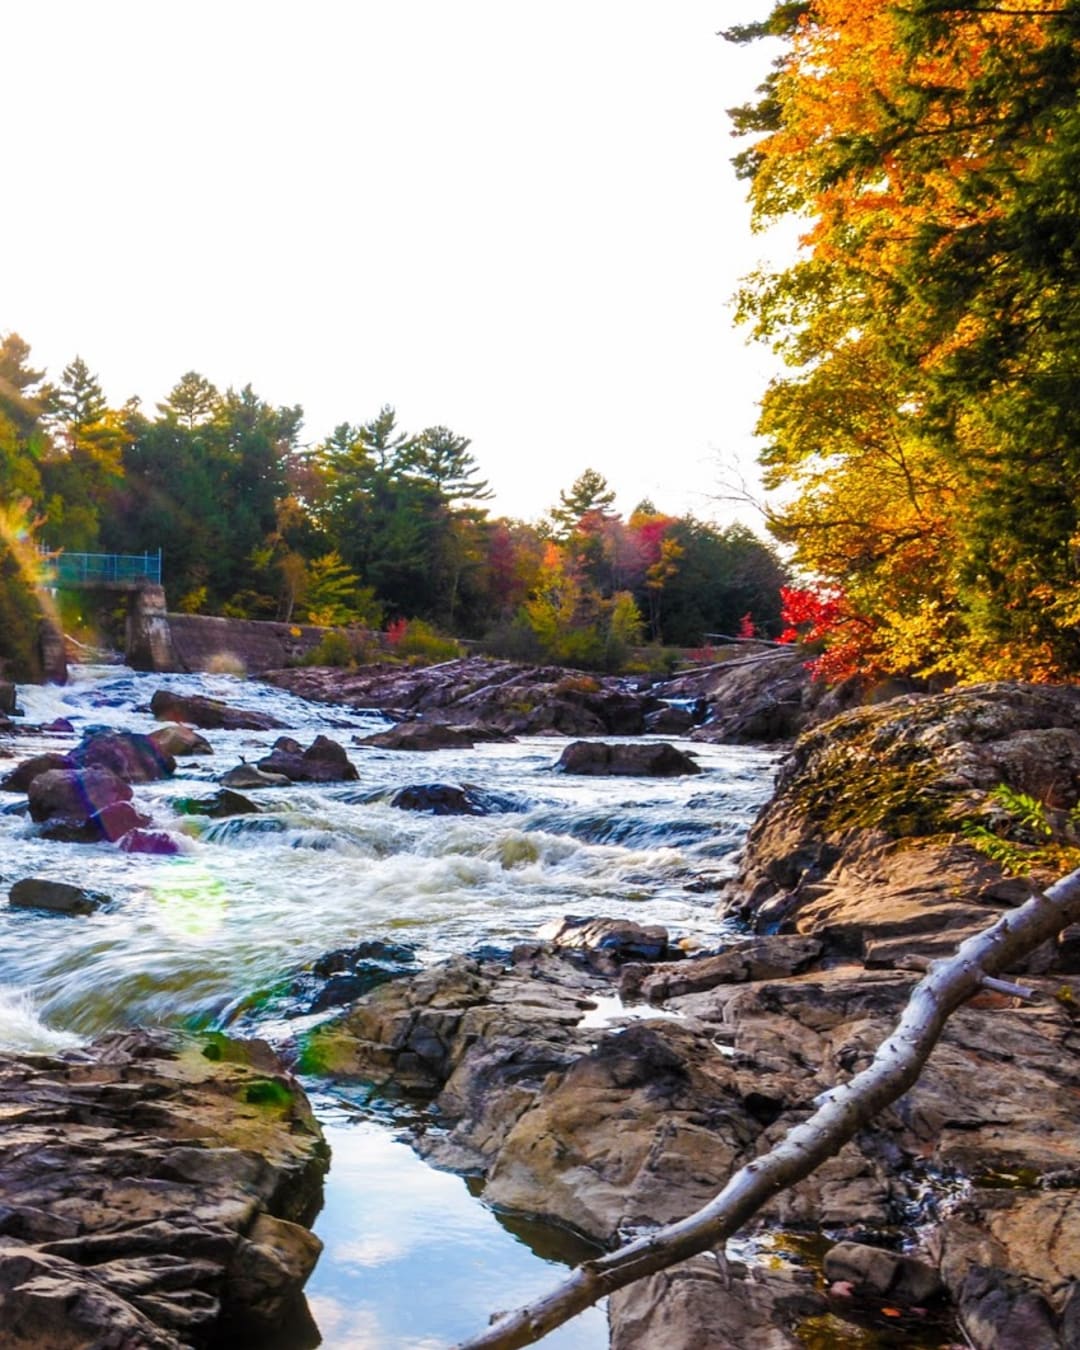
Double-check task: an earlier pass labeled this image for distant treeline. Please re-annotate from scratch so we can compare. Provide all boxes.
[0,335,787,676]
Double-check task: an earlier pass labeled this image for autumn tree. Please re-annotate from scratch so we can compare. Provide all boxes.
[732,0,1080,681]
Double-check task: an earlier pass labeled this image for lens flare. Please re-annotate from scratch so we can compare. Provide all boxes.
[151,861,229,943]
[0,496,62,629]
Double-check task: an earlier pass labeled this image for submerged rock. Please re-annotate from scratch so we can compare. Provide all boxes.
[0,1030,326,1346]
[555,740,701,777]
[389,782,489,815]
[120,828,181,855]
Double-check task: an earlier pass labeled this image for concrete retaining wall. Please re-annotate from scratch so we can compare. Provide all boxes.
[161,614,333,674]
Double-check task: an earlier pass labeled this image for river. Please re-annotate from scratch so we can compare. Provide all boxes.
[0,664,779,1348]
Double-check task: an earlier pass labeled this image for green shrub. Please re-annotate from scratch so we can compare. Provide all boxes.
[386,618,461,663]
[302,630,354,667]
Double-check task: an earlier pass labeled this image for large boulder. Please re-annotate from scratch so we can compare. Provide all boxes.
[69,730,176,782]
[27,767,148,843]
[150,689,287,731]
[555,740,701,777]
[0,1030,326,1346]
[721,682,1080,962]
[256,735,358,783]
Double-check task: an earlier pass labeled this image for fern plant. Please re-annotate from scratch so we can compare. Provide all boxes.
[962,784,1080,876]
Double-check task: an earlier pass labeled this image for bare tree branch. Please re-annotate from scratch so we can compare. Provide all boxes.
[456,865,1080,1350]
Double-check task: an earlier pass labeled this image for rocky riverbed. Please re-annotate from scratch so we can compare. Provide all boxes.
[290,669,1080,1348]
[2,657,1079,1347]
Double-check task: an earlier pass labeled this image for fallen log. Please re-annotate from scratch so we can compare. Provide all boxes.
[456,864,1080,1349]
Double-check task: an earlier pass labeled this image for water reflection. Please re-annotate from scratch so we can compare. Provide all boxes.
[306,1106,608,1349]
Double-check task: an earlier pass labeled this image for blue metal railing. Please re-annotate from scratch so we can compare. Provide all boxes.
[38,548,162,588]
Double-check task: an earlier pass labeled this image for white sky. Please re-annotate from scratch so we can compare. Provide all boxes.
[4,1,787,529]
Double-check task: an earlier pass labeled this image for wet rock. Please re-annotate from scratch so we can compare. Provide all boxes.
[313,940,419,976]
[150,723,214,757]
[120,829,182,855]
[356,721,515,750]
[0,681,15,715]
[69,729,176,782]
[150,689,287,731]
[257,734,358,783]
[390,782,488,815]
[555,740,701,777]
[956,1265,1061,1350]
[220,764,291,790]
[296,940,421,1014]
[643,704,697,735]
[9,877,106,916]
[174,789,260,819]
[40,800,149,844]
[27,767,150,843]
[0,752,70,792]
[0,1030,326,1346]
[823,1241,943,1303]
[536,915,675,969]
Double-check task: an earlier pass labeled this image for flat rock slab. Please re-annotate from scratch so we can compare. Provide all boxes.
[356,721,515,750]
[0,1030,327,1347]
[150,690,287,732]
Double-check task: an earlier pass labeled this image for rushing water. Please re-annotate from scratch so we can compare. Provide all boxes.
[0,664,780,1348]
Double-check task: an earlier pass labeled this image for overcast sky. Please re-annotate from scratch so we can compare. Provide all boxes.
[5,1,787,528]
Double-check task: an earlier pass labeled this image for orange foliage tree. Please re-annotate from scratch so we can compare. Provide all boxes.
[732,0,1080,682]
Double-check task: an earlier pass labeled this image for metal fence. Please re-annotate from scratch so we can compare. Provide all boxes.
[38,549,162,588]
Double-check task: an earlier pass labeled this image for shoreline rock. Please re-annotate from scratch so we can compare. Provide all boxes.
[0,1030,327,1347]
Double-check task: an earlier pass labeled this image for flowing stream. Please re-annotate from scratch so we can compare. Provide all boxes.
[0,665,780,1348]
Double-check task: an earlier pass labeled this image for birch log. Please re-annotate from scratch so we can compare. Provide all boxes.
[456,864,1080,1350]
